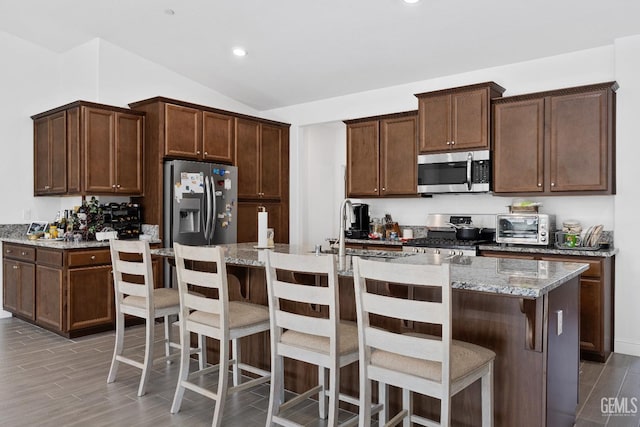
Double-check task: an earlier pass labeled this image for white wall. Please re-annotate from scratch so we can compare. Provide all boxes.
[612,35,640,356]
[267,43,640,357]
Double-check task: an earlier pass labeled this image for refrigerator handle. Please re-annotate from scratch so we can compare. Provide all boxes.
[205,176,213,241]
[211,178,217,240]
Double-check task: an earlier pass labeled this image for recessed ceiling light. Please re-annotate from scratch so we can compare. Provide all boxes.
[403,0,420,3]
[232,47,247,57]
[164,9,175,15]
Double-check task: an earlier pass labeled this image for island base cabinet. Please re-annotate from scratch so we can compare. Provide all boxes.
[198,265,579,427]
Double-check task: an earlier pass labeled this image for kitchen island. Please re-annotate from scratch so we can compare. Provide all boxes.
[154,242,588,427]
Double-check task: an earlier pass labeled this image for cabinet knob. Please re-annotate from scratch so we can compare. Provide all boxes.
[551,182,555,187]
[21,252,26,256]
[197,150,201,155]
[204,152,208,156]
[446,141,451,145]
[44,185,50,190]
[112,184,116,188]
[12,265,18,270]
[116,184,121,189]
[5,249,11,254]
[538,183,542,187]
[382,187,386,191]
[374,188,377,192]
[450,141,455,145]
[91,255,96,260]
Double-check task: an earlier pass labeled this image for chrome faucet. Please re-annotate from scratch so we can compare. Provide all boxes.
[338,198,353,259]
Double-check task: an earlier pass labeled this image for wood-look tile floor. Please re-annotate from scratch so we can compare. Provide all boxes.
[0,317,638,427]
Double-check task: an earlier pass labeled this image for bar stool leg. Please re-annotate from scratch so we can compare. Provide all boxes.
[106,312,125,384]
[232,338,241,386]
[318,366,327,419]
[198,333,207,370]
[266,353,285,422]
[138,315,155,396]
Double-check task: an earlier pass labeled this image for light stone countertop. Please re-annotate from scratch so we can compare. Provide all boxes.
[478,243,618,258]
[151,242,588,299]
[1,236,162,250]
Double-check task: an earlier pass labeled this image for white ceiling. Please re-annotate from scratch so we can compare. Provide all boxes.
[2,0,640,111]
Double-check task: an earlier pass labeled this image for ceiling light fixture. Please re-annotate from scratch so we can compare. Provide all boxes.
[233,47,247,57]
[164,9,175,15]
[403,0,420,3]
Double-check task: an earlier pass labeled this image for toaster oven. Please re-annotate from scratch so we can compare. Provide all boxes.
[496,214,555,246]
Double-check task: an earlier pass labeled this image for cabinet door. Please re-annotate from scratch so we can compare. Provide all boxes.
[380,114,417,196]
[5,259,36,320]
[549,89,610,192]
[114,112,143,194]
[3,258,19,313]
[67,265,114,331]
[236,118,261,198]
[346,121,379,197]
[83,107,115,193]
[36,265,64,331]
[451,88,489,150]
[33,116,51,195]
[34,111,67,195]
[418,94,451,153]
[579,278,602,352]
[260,124,284,200]
[237,202,284,244]
[493,98,545,193]
[164,103,200,159]
[66,107,81,193]
[203,111,235,163]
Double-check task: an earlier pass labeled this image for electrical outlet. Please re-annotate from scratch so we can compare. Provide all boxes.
[22,208,31,220]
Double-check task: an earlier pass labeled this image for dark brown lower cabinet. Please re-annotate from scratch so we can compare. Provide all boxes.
[481,250,614,362]
[2,243,153,338]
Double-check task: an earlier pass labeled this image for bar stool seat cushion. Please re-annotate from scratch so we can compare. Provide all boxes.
[280,320,359,355]
[370,333,495,382]
[123,288,181,310]
[189,301,269,329]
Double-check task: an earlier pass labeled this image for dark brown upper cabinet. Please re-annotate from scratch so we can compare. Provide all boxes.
[32,101,143,196]
[415,82,505,154]
[493,82,617,195]
[345,111,418,198]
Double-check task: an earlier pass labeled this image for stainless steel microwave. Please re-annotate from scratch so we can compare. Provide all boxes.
[496,214,555,246]
[417,150,491,194]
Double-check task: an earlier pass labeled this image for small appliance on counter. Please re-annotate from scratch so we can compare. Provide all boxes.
[345,203,370,239]
[496,213,555,246]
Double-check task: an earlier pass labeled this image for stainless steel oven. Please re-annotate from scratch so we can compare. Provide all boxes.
[417,150,491,194]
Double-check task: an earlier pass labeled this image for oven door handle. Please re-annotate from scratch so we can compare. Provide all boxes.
[466,152,473,191]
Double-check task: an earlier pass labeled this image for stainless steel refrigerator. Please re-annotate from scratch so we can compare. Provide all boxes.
[164,160,238,247]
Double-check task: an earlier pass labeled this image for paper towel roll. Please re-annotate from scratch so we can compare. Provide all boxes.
[258,211,268,247]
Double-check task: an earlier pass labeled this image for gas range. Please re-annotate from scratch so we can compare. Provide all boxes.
[402,214,497,257]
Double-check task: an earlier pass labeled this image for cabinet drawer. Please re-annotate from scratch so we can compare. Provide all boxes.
[67,250,111,268]
[37,248,63,267]
[3,244,36,262]
[541,256,602,278]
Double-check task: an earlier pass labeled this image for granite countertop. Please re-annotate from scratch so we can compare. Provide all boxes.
[478,243,618,258]
[1,236,162,249]
[151,242,588,299]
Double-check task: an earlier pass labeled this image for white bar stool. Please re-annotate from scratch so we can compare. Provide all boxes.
[106,239,204,397]
[170,243,271,427]
[352,257,495,427]
[264,251,364,427]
